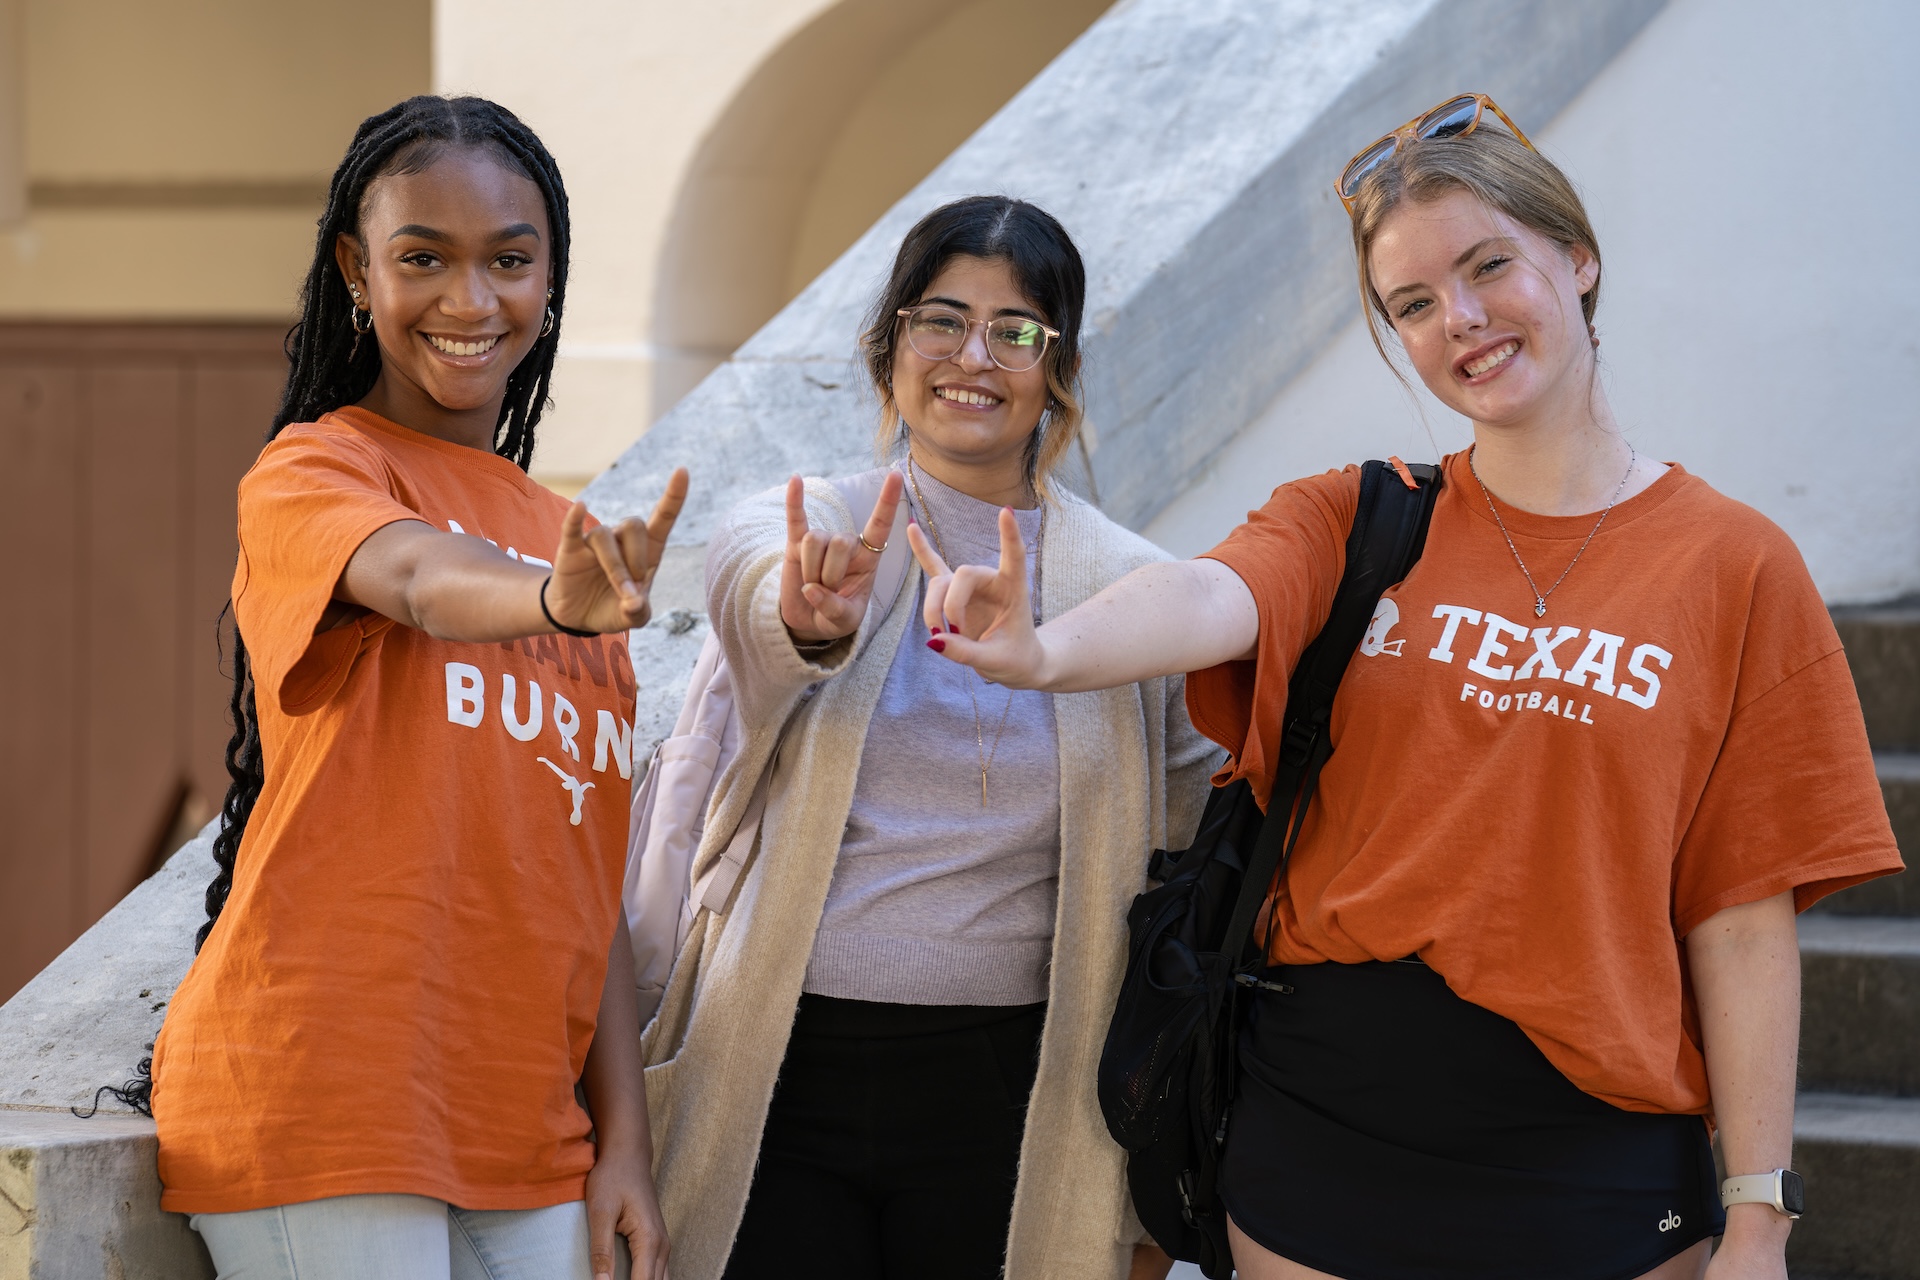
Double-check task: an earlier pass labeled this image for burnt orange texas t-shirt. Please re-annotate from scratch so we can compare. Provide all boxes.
[153,407,639,1214]
[1189,451,1900,1116]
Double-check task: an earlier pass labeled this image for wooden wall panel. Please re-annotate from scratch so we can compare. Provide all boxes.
[0,365,83,989]
[82,364,188,922]
[186,364,281,808]
[0,324,285,1002]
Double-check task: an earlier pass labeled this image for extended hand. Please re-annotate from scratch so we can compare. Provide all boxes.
[544,468,690,635]
[909,504,1049,689]
[584,1149,669,1280]
[779,471,905,643]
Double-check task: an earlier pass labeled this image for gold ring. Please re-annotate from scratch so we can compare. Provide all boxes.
[859,534,888,554]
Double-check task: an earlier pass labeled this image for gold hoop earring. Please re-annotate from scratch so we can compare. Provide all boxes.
[350,306,372,335]
[539,307,555,338]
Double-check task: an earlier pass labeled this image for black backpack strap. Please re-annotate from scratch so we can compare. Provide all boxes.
[1220,459,1442,964]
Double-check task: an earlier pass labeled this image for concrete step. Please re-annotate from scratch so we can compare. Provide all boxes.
[1798,915,1920,1096]
[1786,1091,1920,1280]
[1833,598,1920,754]
[1808,754,1915,918]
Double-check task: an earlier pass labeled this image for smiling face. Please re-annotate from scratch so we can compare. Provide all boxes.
[1366,187,1598,430]
[334,145,551,443]
[891,255,1053,491]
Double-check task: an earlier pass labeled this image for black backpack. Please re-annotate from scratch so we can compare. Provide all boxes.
[1097,458,1441,1278]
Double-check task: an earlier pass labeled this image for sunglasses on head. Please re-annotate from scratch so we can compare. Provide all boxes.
[1336,92,1536,213]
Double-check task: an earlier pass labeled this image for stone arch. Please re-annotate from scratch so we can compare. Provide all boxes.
[649,0,1112,419]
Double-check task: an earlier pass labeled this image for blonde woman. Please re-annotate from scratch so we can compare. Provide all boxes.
[639,196,1217,1280]
[913,99,1900,1280]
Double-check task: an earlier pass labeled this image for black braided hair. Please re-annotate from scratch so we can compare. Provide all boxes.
[198,95,571,955]
[86,96,571,1120]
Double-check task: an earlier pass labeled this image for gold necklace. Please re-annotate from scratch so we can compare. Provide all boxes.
[905,455,1045,805]
[1468,443,1634,618]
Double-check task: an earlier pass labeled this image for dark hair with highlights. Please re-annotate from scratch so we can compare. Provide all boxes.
[859,196,1086,498]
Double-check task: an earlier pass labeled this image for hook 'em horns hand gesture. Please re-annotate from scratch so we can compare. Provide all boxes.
[544,467,691,635]
[908,505,1050,689]
[781,471,906,643]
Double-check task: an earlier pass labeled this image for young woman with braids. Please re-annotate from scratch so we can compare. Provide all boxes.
[148,96,686,1280]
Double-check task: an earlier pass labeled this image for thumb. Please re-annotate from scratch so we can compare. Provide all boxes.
[587,1198,618,1280]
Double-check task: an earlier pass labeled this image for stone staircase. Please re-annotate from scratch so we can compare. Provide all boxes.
[1787,598,1920,1280]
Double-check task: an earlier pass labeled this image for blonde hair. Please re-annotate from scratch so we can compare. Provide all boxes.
[1347,124,1601,364]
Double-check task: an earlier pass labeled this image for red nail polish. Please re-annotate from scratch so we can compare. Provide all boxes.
[930,625,943,634]
[926,637,946,653]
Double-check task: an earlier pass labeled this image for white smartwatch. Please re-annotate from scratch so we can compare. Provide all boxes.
[1719,1169,1804,1219]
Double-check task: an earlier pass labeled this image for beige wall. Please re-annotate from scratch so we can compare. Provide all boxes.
[785,0,1115,297]
[436,0,1111,488]
[0,0,430,318]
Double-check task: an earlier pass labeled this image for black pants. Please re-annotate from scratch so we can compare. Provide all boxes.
[723,994,1046,1280]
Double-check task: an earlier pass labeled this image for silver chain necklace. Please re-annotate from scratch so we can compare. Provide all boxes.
[1468,444,1635,618]
[905,455,1045,805]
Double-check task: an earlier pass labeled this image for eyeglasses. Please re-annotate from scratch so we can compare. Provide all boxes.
[895,305,1059,373]
[1336,92,1536,213]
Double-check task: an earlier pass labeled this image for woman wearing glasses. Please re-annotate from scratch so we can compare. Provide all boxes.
[910,100,1899,1280]
[639,196,1218,1280]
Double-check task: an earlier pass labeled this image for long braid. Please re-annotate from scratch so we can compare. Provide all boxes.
[85,96,571,1119]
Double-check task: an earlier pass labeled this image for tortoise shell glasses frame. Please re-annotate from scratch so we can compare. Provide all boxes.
[1336,92,1537,214]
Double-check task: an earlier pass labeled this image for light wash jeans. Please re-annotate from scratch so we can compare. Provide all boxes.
[190,1193,631,1280]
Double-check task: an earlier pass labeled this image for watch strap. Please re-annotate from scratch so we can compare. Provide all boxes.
[1720,1169,1803,1218]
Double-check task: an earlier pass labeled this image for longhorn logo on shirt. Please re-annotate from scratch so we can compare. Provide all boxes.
[1359,597,1406,657]
[537,756,595,826]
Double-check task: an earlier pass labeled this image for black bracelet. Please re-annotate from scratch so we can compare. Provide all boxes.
[540,576,600,638]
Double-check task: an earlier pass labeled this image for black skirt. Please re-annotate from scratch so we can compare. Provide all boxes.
[1220,958,1722,1280]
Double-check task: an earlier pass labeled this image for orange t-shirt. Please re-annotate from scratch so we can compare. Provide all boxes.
[153,407,638,1213]
[1189,451,1901,1115]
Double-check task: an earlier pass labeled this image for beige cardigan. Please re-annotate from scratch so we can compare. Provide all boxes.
[642,474,1220,1280]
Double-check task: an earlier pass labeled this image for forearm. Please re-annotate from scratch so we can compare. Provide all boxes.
[338,520,558,642]
[1687,889,1799,1247]
[1032,559,1258,693]
[582,916,654,1168]
[400,541,554,641]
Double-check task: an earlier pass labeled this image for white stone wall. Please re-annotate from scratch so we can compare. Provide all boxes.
[1144,0,1920,605]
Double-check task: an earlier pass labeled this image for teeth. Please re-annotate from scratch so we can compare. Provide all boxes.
[1464,341,1519,378]
[428,335,500,357]
[936,387,1001,407]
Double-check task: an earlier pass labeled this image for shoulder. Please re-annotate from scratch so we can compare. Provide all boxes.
[1050,491,1173,578]
[1652,468,1819,592]
[1643,467,1843,688]
[1231,464,1365,547]
[243,416,391,494]
[259,415,384,462]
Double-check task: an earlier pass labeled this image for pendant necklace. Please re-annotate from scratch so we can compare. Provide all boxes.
[1468,443,1635,618]
[905,455,1045,805]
